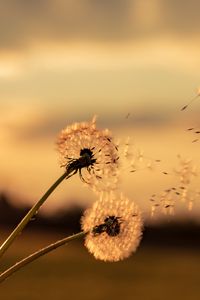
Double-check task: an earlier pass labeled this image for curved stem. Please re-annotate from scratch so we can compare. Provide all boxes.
[0,170,71,259]
[0,231,86,283]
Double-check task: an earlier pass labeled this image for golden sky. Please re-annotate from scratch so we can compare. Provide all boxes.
[1,0,200,117]
[0,0,200,218]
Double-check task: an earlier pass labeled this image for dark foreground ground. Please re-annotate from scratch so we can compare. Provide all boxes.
[0,225,200,300]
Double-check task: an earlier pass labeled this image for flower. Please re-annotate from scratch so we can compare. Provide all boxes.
[56,116,119,191]
[81,192,143,262]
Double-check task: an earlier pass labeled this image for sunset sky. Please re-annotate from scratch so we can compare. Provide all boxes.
[1,0,200,219]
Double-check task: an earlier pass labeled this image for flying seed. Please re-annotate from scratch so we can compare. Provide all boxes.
[181,105,188,111]
[181,92,200,111]
[165,205,174,208]
[187,128,194,131]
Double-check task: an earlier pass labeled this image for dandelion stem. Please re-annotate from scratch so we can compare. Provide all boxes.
[0,170,71,259]
[0,231,86,283]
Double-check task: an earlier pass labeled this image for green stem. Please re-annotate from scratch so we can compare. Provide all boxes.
[0,170,71,259]
[0,231,86,283]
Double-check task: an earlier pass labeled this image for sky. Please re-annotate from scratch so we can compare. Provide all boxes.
[0,0,200,219]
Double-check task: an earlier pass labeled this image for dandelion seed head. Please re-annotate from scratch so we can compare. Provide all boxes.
[56,117,119,191]
[81,193,143,262]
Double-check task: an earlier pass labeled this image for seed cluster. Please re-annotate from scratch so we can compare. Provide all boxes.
[56,117,119,191]
[92,216,121,237]
[81,193,143,262]
[149,155,199,217]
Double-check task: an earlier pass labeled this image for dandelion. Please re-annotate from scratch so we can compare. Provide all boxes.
[81,192,143,262]
[56,116,119,191]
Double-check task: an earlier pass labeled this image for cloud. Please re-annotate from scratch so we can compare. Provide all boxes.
[0,0,132,50]
[0,0,200,51]
[162,0,200,35]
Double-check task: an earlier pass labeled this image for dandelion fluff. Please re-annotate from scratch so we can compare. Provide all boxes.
[56,117,119,191]
[81,193,143,262]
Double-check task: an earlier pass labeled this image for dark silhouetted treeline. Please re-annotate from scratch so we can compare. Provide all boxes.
[0,192,200,247]
[0,192,83,234]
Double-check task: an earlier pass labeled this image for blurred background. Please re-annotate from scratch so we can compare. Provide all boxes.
[0,1,200,299]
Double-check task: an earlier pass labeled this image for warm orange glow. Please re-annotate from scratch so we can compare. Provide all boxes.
[1,1,200,219]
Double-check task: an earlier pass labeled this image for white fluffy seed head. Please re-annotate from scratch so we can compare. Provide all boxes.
[56,117,119,191]
[81,192,143,262]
